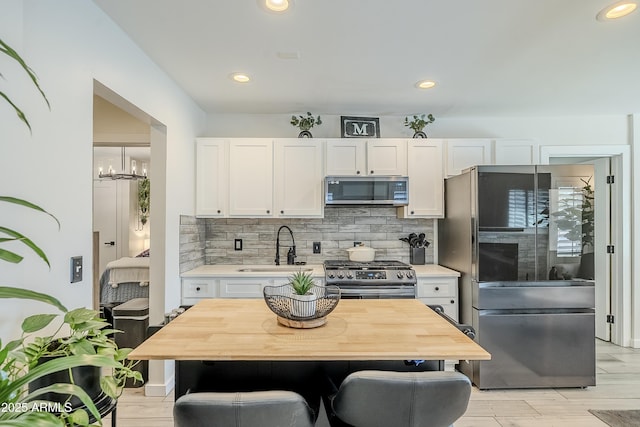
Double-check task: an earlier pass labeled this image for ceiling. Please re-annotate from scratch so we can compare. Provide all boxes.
[94,0,640,118]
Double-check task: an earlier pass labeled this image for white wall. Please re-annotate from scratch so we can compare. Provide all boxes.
[0,0,205,365]
[206,113,630,146]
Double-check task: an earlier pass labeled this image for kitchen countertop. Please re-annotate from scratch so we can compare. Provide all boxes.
[181,263,460,278]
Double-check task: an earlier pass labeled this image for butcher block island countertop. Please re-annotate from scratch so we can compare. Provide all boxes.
[129,299,489,362]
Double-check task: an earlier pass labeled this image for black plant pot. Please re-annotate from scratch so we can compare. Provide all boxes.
[298,130,312,138]
[29,362,103,407]
[412,131,427,138]
[28,360,116,423]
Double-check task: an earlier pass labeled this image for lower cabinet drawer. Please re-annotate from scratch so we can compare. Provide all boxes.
[416,280,455,298]
[219,279,270,298]
[182,278,217,298]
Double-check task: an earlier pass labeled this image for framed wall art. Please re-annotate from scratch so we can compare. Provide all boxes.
[340,116,380,138]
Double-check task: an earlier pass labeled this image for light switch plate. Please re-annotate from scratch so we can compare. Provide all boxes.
[313,242,321,254]
[234,239,243,251]
[70,256,83,283]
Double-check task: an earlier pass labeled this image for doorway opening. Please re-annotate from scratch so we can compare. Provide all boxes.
[92,81,166,327]
[543,145,630,347]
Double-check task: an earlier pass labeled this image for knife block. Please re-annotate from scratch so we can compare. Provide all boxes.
[410,248,425,265]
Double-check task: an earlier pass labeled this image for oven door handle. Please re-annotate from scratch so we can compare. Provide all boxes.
[339,287,415,296]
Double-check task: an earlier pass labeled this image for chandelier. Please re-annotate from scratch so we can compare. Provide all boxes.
[98,147,148,180]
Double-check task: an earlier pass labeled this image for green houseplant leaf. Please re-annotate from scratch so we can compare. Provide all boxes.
[0,287,67,313]
[0,38,50,133]
[0,197,59,267]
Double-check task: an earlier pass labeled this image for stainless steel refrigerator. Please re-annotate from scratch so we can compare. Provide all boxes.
[439,165,596,389]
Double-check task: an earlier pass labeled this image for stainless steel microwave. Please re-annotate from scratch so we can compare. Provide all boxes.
[325,176,409,206]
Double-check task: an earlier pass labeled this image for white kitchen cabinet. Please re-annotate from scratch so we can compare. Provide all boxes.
[416,276,458,321]
[445,139,492,177]
[195,138,228,217]
[325,139,367,175]
[325,139,407,176]
[219,278,270,298]
[181,277,218,306]
[366,139,407,175]
[398,140,444,218]
[274,139,324,217]
[228,139,274,217]
[494,138,540,165]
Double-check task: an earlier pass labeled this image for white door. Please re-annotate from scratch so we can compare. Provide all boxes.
[93,180,118,274]
[593,157,612,341]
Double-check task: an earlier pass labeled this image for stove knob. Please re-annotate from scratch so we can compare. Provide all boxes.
[328,273,335,279]
[406,271,414,279]
[397,272,404,279]
[337,273,344,279]
[346,273,354,279]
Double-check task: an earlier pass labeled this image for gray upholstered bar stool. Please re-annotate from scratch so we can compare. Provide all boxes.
[326,370,472,427]
[173,390,316,427]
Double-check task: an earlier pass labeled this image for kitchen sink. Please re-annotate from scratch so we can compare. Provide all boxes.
[237,267,313,273]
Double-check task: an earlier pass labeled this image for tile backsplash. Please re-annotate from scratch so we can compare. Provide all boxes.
[179,207,435,273]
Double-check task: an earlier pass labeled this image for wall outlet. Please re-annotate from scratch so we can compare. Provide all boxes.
[234,239,243,251]
[70,256,83,283]
[313,242,321,254]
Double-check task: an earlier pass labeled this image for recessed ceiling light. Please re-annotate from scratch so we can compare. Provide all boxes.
[415,80,436,89]
[230,73,251,83]
[597,1,637,21]
[264,0,290,12]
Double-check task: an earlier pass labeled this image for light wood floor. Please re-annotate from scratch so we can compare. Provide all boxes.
[107,340,640,426]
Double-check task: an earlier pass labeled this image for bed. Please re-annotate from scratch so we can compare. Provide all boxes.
[99,256,150,305]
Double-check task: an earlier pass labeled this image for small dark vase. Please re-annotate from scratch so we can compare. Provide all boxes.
[298,130,312,138]
[412,131,427,138]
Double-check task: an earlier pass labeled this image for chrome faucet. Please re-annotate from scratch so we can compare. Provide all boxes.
[275,225,296,265]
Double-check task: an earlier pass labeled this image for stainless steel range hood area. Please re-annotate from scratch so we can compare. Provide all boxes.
[324,176,409,206]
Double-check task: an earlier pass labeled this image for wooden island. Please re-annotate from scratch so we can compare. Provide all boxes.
[129,299,490,399]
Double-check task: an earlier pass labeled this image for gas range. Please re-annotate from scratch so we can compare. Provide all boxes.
[323,260,416,299]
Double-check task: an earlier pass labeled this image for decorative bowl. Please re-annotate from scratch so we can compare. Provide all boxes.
[263,284,341,328]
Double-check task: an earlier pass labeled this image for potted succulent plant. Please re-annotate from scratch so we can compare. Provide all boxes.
[290,112,322,138]
[404,114,435,138]
[289,271,317,317]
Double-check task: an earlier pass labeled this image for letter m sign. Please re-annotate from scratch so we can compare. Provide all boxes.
[340,116,380,138]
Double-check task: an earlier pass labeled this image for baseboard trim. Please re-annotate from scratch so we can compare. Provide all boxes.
[628,339,640,349]
[143,374,175,397]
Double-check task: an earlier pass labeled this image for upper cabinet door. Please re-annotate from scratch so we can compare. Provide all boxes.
[195,138,228,217]
[366,139,408,176]
[274,139,324,217]
[494,139,540,165]
[445,139,492,177]
[325,139,367,176]
[398,140,444,218]
[228,139,274,217]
